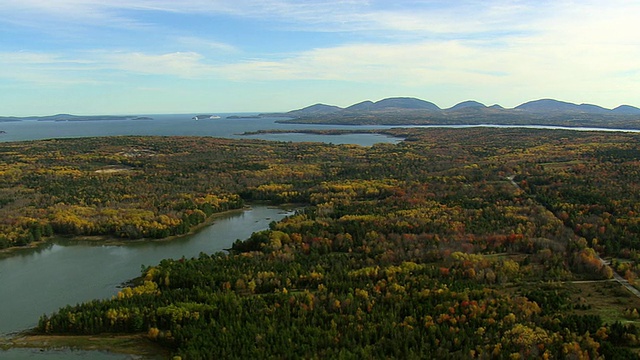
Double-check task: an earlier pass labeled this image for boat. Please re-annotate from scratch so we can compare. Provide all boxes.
[192,115,221,120]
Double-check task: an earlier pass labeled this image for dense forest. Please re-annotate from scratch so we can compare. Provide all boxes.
[4,128,640,358]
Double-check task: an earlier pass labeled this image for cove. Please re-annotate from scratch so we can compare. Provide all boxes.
[0,205,294,357]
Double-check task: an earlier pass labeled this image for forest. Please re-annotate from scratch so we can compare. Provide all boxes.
[3,128,640,358]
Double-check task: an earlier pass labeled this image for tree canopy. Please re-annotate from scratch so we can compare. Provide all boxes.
[3,128,640,358]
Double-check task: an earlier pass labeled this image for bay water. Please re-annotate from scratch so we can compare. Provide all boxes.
[0,114,401,145]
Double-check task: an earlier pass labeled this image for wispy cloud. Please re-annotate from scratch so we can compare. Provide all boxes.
[173,37,238,54]
[6,1,631,51]
[100,51,213,78]
[0,0,148,31]
[0,1,540,36]
[0,50,219,84]
[4,1,638,40]
[218,40,511,85]
[0,51,102,86]
[1,0,639,112]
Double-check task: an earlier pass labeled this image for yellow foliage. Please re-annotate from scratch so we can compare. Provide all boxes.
[148,327,160,339]
[355,288,369,299]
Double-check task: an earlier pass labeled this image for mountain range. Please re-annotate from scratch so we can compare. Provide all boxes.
[287,97,640,116]
[269,97,640,128]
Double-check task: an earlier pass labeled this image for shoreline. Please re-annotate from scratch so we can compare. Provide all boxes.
[0,239,50,257]
[0,203,299,357]
[1,333,170,359]
[57,205,250,246]
[0,203,293,256]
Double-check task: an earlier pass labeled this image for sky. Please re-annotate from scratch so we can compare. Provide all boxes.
[0,0,638,116]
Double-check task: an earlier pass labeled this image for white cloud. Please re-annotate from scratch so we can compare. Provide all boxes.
[174,37,238,54]
[1,0,639,109]
[218,41,503,83]
[3,0,638,38]
[99,51,211,78]
[0,51,100,85]
[0,50,217,85]
[216,22,640,107]
[0,0,144,30]
[0,0,542,35]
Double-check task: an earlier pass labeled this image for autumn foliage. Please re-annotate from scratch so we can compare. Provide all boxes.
[2,128,640,358]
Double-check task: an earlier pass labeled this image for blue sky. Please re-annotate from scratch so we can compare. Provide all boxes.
[1,0,638,116]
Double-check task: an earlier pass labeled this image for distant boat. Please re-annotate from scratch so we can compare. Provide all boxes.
[192,115,221,120]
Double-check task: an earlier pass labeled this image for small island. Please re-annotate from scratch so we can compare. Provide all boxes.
[226,115,262,119]
[0,114,153,122]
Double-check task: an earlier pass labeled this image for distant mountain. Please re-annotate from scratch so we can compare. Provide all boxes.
[288,103,343,116]
[374,97,440,111]
[346,97,440,112]
[280,97,640,124]
[516,99,579,112]
[515,99,610,114]
[612,105,640,115]
[448,100,487,111]
[579,104,611,114]
[345,101,375,112]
